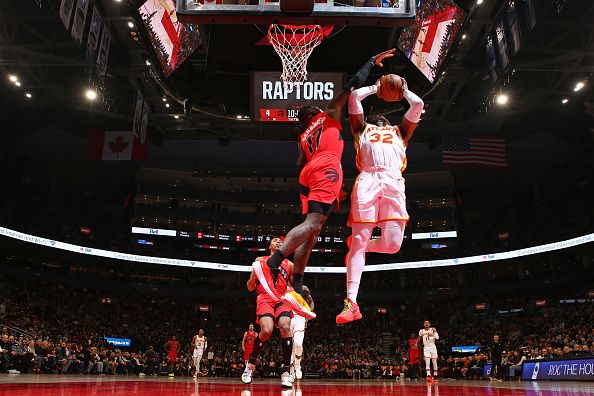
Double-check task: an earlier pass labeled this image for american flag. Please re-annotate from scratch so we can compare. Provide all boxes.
[442,136,507,167]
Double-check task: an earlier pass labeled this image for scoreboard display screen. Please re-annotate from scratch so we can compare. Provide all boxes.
[397,0,465,83]
[251,72,344,122]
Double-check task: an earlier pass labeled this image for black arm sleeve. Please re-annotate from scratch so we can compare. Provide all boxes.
[344,58,375,91]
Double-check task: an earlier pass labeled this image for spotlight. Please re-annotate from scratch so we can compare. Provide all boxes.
[573,82,585,92]
[421,109,426,114]
[128,21,135,29]
[174,115,179,119]
[8,75,18,83]
[145,59,151,66]
[562,98,568,104]
[236,115,242,119]
[14,81,21,87]
[462,34,467,39]
[496,94,508,105]
[162,97,167,102]
[86,89,97,100]
[165,103,170,108]
[477,0,483,4]
[25,93,32,99]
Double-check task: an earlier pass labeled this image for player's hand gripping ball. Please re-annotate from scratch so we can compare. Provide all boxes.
[377,74,406,102]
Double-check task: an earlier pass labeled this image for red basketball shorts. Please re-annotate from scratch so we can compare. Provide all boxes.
[256,293,293,323]
[244,347,253,362]
[299,154,343,215]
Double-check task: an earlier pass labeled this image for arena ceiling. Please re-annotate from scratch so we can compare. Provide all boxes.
[0,0,592,156]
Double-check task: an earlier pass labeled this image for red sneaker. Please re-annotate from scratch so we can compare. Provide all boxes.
[252,258,281,301]
[335,298,363,325]
[281,288,316,320]
[425,376,433,382]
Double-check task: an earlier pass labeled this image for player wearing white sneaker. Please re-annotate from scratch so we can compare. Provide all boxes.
[419,321,439,382]
[290,286,314,381]
[337,75,423,325]
[243,237,295,388]
[191,329,207,378]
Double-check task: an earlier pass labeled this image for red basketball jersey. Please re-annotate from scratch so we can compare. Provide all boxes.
[299,112,343,163]
[244,331,257,349]
[255,256,291,295]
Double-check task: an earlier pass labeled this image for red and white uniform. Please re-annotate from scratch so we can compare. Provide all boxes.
[298,112,344,214]
[255,256,293,323]
[419,328,439,359]
[243,330,257,362]
[193,335,206,359]
[349,123,409,225]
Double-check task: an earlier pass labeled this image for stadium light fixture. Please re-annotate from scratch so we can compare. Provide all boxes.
[14,81,21,87]
[496,94,508,105]
[476,0,483,4]
[462,34,467,40]
[165,103,170,108]
[25,93,32,99]
[128,21,134,29]
[573,81,585,92]
[86,89,98,100]
[562,98,568,104]
[8,75,18,83]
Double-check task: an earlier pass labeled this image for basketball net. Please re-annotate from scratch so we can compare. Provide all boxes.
[268,24,324,88]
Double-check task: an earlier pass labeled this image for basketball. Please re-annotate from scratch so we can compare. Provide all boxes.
[378,74,405,102]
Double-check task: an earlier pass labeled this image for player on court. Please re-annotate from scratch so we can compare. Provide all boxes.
[253,49,397,320]
[336,75,424,324]
[191,329,207,378]
[242,237,295,388]
[419,321,440,382]
[241,324,258,366]
[164,335,180,377]
[290,286,314,381]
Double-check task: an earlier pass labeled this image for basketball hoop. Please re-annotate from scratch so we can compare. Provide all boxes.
[267,24,324,85]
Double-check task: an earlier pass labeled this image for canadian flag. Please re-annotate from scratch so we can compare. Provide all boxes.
[90,131,147,160]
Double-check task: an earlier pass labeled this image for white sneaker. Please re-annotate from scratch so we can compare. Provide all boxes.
[281,371,293,388]
[8,369,20,374]
[295,367,303,380]
[241,363,255,384]
[139,373,146,376]
[192,373,197,378]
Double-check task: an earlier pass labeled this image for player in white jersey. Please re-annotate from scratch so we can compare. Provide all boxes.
[419,321,439,382]
[290,286,314,381]
[191,329,207,378]
[336,76,423,325]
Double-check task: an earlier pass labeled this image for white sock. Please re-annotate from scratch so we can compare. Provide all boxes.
[366,220,405,254]
[346,223,374,303]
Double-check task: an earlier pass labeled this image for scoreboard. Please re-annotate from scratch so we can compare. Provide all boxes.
[251,71,344,122]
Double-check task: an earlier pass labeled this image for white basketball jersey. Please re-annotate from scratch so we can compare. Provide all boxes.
[419,329,438,348]
[195,336,205,352]
[355,124,407,173]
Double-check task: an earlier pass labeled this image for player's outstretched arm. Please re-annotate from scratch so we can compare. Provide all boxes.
[326,49,396,122]
[399,80,424,143]
[348,83,380,135]
[247,270,257,291]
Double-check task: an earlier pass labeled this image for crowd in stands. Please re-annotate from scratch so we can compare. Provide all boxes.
[1,269,592,379]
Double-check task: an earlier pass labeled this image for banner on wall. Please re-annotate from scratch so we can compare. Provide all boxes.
[70,0,90,45]
[97,25,111,79]
[86,6,102,62]
[59,0,76,30]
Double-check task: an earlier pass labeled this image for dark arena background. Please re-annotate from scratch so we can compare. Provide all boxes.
[0,0,593,395]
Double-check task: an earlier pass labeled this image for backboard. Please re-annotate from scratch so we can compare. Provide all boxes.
[176,0,415,27]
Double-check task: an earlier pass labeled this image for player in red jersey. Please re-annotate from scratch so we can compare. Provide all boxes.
[164,335,180,377]
[242,237,295,388]
[253,49,396,319]
[242,323,258,366]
